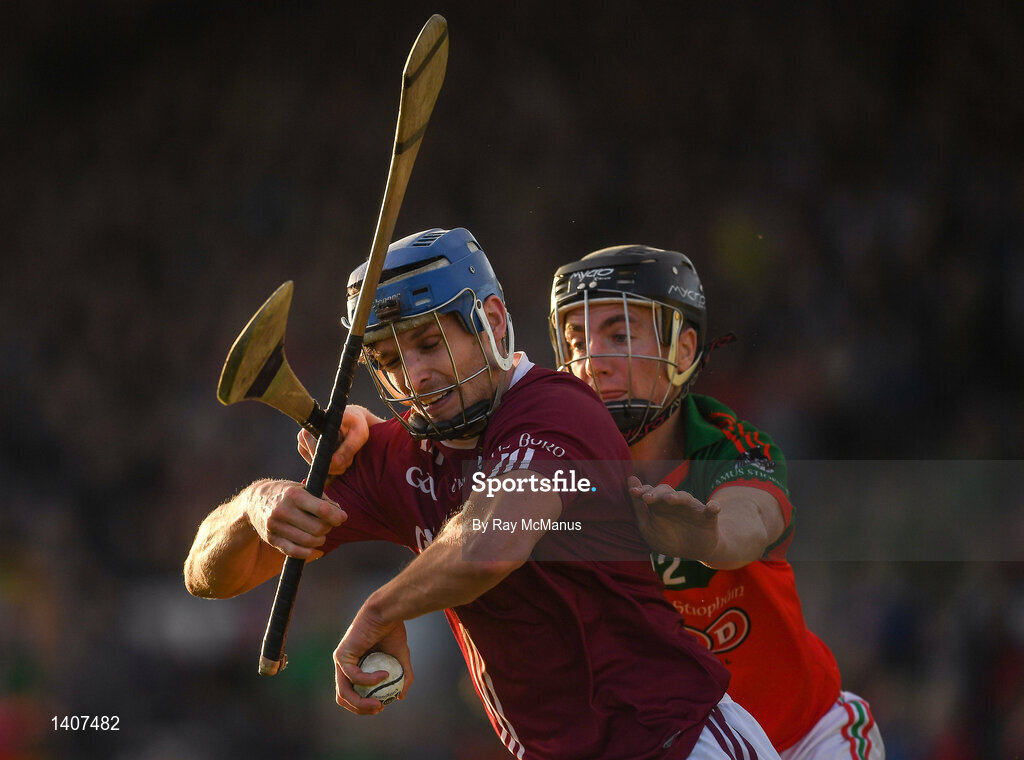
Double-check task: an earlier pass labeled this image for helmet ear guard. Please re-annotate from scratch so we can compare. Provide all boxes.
[663,312,702,388]
[474,298,515,371]
[670,351,703,387]
[651,305,685,387]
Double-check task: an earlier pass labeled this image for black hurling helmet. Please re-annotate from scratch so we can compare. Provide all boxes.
[345,227,515,441]
[549,245,707,444]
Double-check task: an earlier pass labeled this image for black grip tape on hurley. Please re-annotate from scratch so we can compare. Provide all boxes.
[260,333,365,672]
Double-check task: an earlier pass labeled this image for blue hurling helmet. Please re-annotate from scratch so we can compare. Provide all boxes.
[344,228,515,441]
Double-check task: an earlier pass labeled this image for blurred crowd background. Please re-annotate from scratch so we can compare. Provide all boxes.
[2,1,1022,758]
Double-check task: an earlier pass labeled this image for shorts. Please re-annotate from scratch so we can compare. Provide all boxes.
[780,691,884,760]
[686,693,781,759]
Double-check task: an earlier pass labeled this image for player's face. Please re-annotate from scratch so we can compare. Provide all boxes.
[366,311,498,423]
[561,301,693,404]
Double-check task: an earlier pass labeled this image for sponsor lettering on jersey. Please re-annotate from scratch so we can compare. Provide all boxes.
[406,466,438,501]
[684,608,751,654]
[485,447,536,477]
[668,586,750,654]
[710,446,781,492]
[671,584,746,618]
[449,476,465,495]
[414,525,434,553]
[517,433,566,458]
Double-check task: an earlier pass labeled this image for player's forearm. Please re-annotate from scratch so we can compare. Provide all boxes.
[365,513,523,622]
[701,520,767,569]
[184,482,280,599]
[702,487,784,569]
[364,474,560,622]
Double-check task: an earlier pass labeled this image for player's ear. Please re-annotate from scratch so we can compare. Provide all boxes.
[482,295,507,343]
[675,325,698,373]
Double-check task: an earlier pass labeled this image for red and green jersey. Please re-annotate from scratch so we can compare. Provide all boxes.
[652,394,841,751]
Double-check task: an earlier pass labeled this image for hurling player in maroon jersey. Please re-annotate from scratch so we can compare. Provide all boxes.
[185,228,779,760]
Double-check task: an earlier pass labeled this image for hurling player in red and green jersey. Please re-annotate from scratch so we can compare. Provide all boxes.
[550,245,884,760]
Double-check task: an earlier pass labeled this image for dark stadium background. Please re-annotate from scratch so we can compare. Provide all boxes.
[2,2,1022,758]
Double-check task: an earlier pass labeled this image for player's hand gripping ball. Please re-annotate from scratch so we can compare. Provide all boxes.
[354,652,405,706]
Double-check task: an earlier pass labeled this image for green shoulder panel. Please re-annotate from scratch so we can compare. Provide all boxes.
[679,395,790,503]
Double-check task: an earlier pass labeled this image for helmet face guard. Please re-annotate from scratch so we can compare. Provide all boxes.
[551,291,700,444]
[549,245,706,444]
[347,228,514,441]
[364,295,514,441]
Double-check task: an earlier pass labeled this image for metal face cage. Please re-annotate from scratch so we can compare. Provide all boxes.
[363,289,514,441]
[551,291,700,444]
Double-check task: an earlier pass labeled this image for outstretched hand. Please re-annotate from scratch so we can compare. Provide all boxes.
[628,475,722,562]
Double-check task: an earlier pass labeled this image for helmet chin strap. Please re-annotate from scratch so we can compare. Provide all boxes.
[408,399,493,440]
[618,332,738,444]
[610,390,687,445]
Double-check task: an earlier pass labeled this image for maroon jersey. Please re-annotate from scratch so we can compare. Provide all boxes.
[322,358,729,759]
